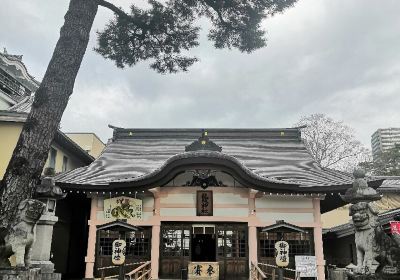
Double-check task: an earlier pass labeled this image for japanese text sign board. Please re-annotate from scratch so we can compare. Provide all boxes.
[104,196,142,220]
[112,239,126,265]
[197,191,213,216]
[295,255,317,278]
[275,241,289,267]
[188,262,219,280]
[390,221,400,235]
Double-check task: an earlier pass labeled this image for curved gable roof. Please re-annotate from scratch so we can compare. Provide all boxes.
[0,51,40,92]
[55,128,381,193]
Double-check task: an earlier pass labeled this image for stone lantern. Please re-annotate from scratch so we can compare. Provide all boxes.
[31,168,66,279]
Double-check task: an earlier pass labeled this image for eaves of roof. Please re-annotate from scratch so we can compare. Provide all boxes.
[0,53,40,91]
[376,177,400,193]
[55,130,94,165]
[54,128,383,189]
[0,89,18,104]
[323,223,354,239]
[0,110,27,122]
[261,220,308,233]
[323,207,400,238]
[55,149,382,192]
[96,220,142,232]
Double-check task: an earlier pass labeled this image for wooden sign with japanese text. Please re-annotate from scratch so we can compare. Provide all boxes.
[275,241,289,267]
[197,191,213,216]
[104,196,142,220]
[295,255,317,278]
[188,262,219,280]
[112,239,126,265]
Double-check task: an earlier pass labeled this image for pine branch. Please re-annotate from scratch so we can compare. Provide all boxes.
[202,0,242,31]
[203,0,228,25]
[96,0,130,19]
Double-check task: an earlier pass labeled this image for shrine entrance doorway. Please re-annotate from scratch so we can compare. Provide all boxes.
[216,223,248,280]
[159,222,248,280]
[191,225,216,262]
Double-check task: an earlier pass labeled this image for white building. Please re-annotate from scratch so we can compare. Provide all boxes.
[0,48,40,109]
[371,127,400,160]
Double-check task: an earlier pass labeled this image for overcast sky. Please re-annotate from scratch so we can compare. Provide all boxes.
[1,0,399,147]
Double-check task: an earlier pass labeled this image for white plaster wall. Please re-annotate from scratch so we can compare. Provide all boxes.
[214,208,248,217]
[214,193,247,205]
[160,193,196,205]
[160,208,197,216]
[257,212,314,223]
[256,196,313,209]
[143,211,153,220]
[143,196,154,208]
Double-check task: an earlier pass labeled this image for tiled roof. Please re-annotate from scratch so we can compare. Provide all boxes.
[0,50,40,91]
[377,177,400,193]
[55,127,381,192]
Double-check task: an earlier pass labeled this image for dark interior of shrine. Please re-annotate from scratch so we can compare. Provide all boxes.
[51,193,91,279]
[191,234,216,262]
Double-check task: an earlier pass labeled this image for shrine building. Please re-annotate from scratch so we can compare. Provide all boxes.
[55,128,383,280]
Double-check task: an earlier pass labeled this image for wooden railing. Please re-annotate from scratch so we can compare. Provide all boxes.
[126,261,152,280]
[257,263,300,280]
[97,261,149,279]
[251,262,267,280]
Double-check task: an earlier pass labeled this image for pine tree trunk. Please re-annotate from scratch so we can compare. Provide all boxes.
[0,0,98,230]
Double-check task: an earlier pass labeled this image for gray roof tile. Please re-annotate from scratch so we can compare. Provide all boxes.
[55,128,368,189]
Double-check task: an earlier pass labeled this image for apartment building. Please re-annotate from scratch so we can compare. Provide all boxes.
[371,127,400,160]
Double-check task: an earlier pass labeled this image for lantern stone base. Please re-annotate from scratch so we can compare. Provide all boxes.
[0,267,41,280]
[31,261,54,273]
[37,273,61,280]
[31,261,61,280]
[0,266,61,280]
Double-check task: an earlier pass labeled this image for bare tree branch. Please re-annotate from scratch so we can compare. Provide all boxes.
[324,152,364,168]
[295,114,370,172]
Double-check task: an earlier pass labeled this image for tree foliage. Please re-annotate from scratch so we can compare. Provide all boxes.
[95,0,298,73]
[294,114,370,172]
[360,145,400,176]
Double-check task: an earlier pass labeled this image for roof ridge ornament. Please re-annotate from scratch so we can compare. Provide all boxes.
[185,130,222,152]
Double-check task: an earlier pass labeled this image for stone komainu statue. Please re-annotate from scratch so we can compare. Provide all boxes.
[350,202,381,275]
[0,199,45,267]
